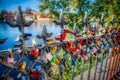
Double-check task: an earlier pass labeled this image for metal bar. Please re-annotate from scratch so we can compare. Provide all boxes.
[93,55,98,80]
[80,60,84,80]
[59,65,63,80]
[98,50,104,80]
[71,66,75,80]
[87,53,92,80]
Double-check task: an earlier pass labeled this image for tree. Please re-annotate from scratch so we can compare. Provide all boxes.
[38,0,120,28]
[38,0,92,29]
[91,0,120,26]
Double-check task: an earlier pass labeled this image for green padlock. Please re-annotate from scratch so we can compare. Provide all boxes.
[51,57,57,63]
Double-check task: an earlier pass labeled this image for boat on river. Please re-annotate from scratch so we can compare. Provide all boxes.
[0,38,7,44]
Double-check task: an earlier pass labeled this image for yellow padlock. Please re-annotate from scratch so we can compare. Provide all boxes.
[47,39,54,44]
[69,40,73,48]
[18,61,26,71]
[50,45,57,53]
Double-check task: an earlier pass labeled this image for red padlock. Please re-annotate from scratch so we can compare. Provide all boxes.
[60,33,66,40]
[71,47,77,54]
[55,33,66,40]
[31,70,39,79]
[65,44,71,51]
[31,49,37,58]
[55,37,62,40]
[63,29,70,33]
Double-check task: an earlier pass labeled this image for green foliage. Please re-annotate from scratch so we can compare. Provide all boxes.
[91,0,120,26]
[38,0,92,29]
[38,0,120,28]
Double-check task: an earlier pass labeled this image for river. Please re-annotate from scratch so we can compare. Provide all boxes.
[0,20,61,50]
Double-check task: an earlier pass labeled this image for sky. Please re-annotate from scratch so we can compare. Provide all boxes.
[0,0,39,11]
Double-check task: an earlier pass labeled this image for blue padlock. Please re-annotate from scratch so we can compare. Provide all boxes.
[35,65,41,71]
[96,50,101,54]
[114,43,119,47]
[70,60,75,66]
[22,76,26,80]
[105,44,109,50]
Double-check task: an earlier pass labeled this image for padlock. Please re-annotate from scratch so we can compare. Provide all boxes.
[60,33,66,40]
[51,57,57,63]
[105,44,109,50]
[96,49,101,54]
[55,58,60,65]
[8,49,14,58]
[7,57,14,63]
[65,43,71,51]
[51,57,59,65]
[21,76,26,80]
[78,39,86,46]
[69,40,73,48]
[63,29,70,33]
[55,33,66,40]
[92,49,97,56]
[76,34,81,38]
[50,45,57,53]
[55,37,62,40]
[35,65,41,71]
[46,53,53,61]
[31,49,37,58]
[31,70,39,79]
[71,47,77,54]
[47,39,54,44]
[70,60,75,66]
[36,48,39,54]
[81,55,87,61]
[18,61,26,71]
[77,49,84,56]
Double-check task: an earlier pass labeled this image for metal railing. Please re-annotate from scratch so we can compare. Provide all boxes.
[0,6,120,80]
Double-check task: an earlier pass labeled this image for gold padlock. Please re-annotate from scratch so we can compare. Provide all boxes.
[8,49,13,58]
[47,39,54,44]
[69,40,73,47]
[18,61,26,71]
[36,48,39,54]
[50,45,57,53]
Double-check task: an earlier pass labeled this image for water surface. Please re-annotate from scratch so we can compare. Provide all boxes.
[0,20,61,50]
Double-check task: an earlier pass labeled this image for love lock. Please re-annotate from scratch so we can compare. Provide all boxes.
[31,49,38,58]
[7,57,14,64]
[70,60,75,66]
[30,69,39,79]
[47,39,54,44]
[50,45,57,54]
[77,49,87,61]
[7,49,14,63]
[51,57,59,65]
[63,29,70,33]
[69,40,73,48]
[18,61,26,71]
[55,33,66,40]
